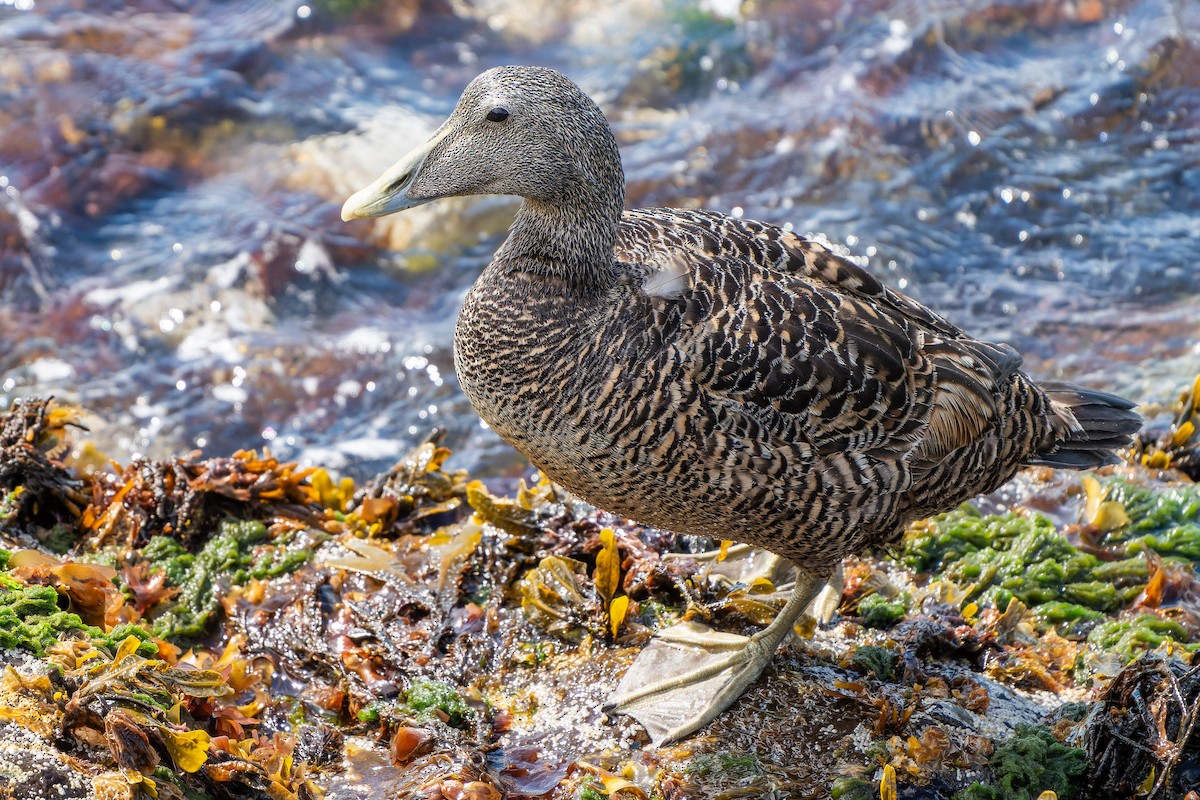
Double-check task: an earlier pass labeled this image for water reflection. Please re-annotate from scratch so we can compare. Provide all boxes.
[1,0,1197,479]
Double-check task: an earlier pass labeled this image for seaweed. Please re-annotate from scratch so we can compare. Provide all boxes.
[0,581,90,656]
[831,777,876,800]
[0,633,321,799]
[143,518,311,641]
[405,677,469,728]
[901,506,1147,616]
[0,558,158,657]
[858,593,910,629]
[515,555,595,638]
[685,751,764,781]
[5,389,1200,798]
[84,448,325,550]
[341,434,468,536]
[1101,478,1200,560]
[1086,614,1197,664]
[467,479,541,537]
[1134,374,1200,480]
[0,398,89,535]
[1083,654,1200,799]
[579,779,607,800]
[850,644,898,681]
[953,725,1085,800]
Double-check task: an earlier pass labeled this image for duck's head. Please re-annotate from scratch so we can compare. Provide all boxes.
[341,66,623,222]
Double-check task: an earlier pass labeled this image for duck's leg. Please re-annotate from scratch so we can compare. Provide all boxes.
[604,569,829,745]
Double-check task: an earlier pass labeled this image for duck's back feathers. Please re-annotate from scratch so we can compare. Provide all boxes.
[615,208,1028,468]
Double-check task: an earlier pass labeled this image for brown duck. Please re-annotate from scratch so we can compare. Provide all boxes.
[342,65,1141,745]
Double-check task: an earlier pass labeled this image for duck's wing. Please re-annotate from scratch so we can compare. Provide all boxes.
[616,208,1023,464]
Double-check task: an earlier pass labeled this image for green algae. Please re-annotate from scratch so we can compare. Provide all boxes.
[901,506,1146,615]
[39,524,76,555]
[899,487,1200,667]
[353,679,471,729]
[1031,600,1103,628]
[857,593,909,629]
[953,725,1085,800]
[901,504,1014,570]
[850,644,897,681]
[0,489,20,527]
[1101,479,1200,560]
[1106,479,1200,532]
[637,598,679,633]
[143,518,311,641]
[405,677,469,727]
[830,777,874,800]
[1086,614,1198,663]
[684,751,764,779]
[0,573,157,657]
[0,581,77,654]
[93,624,158,657]
[578,778,606,800]
[356,702,384,723]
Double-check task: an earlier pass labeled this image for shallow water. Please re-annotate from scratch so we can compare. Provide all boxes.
[1,0,1197,481]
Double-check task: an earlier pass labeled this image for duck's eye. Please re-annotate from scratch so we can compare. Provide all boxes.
[486,107,510,123]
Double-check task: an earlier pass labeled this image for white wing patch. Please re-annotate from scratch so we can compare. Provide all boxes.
[641,252,691,299]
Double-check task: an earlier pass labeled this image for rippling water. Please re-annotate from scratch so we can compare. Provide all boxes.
[1,0,1197,480]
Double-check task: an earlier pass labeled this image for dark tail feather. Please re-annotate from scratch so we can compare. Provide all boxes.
[1026,382,1143,469]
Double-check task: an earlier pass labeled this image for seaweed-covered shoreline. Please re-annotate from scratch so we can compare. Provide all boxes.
[1,380,1200,800]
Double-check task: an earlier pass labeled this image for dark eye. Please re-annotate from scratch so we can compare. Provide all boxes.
[486,107,510,123]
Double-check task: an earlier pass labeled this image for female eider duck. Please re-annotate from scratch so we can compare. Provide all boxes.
[342,65,1141,745]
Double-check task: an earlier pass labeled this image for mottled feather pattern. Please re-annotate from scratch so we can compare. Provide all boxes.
[440,67,1140,575]
[455,205,1129,573]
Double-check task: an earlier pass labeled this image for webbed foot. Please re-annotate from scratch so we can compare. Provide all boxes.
[604,571,830,745]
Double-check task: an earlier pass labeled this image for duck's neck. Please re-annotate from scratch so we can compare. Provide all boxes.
[495,142,626,293]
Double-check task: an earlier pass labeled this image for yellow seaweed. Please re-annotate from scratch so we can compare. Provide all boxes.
[609,596,629,639]
[161,727,211,773]
[880,763,897,800]
[517,556,589,633]
[595,528,620,608]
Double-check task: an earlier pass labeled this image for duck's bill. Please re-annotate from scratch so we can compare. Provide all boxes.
[340,129,446,221]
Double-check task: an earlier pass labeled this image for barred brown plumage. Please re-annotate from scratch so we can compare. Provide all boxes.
[342,65,1143,745]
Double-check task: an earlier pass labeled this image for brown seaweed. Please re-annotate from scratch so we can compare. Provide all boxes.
[1083,654,1200,799]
